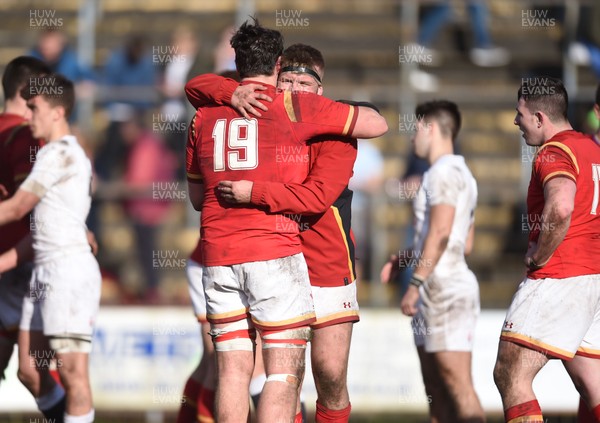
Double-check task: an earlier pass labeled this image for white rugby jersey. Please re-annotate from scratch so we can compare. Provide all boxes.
[412,154,477,276]
[20,135,92,264]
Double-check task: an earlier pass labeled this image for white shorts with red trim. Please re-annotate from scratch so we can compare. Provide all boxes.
[501,274,600,360]
[186,259,207,323]
[311,281,359,329]
[202,253,315,330]
[413,269,480,352]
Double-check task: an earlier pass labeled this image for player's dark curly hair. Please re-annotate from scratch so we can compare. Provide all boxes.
[595,83,600,107]
[230,18,283,79]
[518,76,568,123]
[415,100,461,143]
[21,73,75,118]
[2,56,50,100]
[282,44,325,78]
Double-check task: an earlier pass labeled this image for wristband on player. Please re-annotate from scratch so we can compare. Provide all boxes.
[526,256,547,270]
[409,274,425,288]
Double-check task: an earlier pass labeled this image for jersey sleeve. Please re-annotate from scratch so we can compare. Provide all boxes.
[285,92,359,142]
[8,125,37,186]
[20,142,73,198]
[535,142,578,185]
[186,111,203,184]
[428,165,464,207]
[250,138,358,214]
[185,74,238,109]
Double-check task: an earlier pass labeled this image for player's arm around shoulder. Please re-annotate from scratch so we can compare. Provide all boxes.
[338,99,388,139]
[185,73,238,109]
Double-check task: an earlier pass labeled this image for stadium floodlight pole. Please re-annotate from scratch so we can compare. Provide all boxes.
[77,0,96,133]
[236,0,255,27]
[562,0,579,97]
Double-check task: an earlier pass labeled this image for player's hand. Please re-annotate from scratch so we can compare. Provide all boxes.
[0,184,8,201]
[86,230,98,256]
[524,241,550,270]
[231,84,272,119]
[400,285,420,316]
[380,254,399,284]
[218,180,253,204]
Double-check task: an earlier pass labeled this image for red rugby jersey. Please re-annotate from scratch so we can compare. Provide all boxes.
[527,130,600,279]
[189,238,202,264]
[186,81,358,266]
[251,137,358,287]
[0,113,42,254]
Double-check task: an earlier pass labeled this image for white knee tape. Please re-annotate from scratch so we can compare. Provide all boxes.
[261,326,312,349]
[265,373,300,387]
[210,319,256,352]
[49,335,92,353]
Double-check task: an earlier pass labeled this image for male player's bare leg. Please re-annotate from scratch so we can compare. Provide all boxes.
[311,322,353,421]
[494,341,548,422]
[564,355,600,422]
[53,338,94,421]
[434,350,485,422]
[0,331,15,385]
[177,323,217,423]
[18,329,66,421]
[259,327,310,423]
[211,318,255,423]
[417,347,451,423]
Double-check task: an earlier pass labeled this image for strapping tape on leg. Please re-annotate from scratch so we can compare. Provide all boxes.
[261,326,312,349]
[265,373,300,388]
[209,319,256,352]
[49,335,92,353]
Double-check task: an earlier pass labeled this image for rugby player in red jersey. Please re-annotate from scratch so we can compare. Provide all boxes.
[494,77,600,423]
[0,56,67,421]
[185,19,387,422]
[576,83,600,423]
[186,43,361,422]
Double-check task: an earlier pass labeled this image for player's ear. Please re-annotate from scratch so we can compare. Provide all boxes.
[317,85,323,96]
[534,111,544,127]
[274,56,282,75]
[594,104,600,121]
[52,104,65,121]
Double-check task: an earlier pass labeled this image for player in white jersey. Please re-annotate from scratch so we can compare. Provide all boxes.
[382,100,484,422]
[0,74,100,423]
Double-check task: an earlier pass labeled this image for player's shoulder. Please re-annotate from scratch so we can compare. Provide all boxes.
[0,117,35,149]
[37,136,80,163]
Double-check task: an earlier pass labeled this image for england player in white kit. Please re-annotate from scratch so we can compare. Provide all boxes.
[396,101,484,422]
[0,74,100,423]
